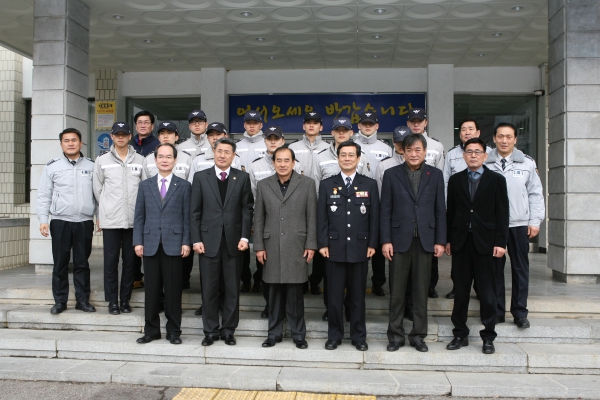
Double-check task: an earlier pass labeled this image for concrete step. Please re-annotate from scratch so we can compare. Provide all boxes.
[3,305,599,344]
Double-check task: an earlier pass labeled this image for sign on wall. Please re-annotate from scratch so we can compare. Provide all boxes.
[228,93,426,133]
[95,101,116,129]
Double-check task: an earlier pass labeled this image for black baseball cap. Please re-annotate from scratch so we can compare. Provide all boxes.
[393,126,411,143]
[407,108,427,121]
[264,126,284,138]
[111,122,131,135]
[303,112,322,123]
[359,111,378,124]
[332,117,352,130]
[157,121,178,134]
[206,122,227,134]
[244,110,263,122]
[188,110,207,122]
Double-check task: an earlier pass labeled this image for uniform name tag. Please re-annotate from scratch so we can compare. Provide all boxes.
[330,195,340,198]
[513,170,524,177]
[80,170,92,176]
[356,191,369,198]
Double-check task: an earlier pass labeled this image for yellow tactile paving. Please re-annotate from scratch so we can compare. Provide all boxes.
[213,389,259,400]
[336,395,376,400]
[254,391,297,400]
[295,392,336,400]
[173,388,220,400]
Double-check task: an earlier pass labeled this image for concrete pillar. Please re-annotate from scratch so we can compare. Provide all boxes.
[547,1,600,283]
[29,0,90,270]
[427,64,454,151]
[200,68,228,125]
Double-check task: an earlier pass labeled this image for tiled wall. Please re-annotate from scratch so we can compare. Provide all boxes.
[0,223,29,270]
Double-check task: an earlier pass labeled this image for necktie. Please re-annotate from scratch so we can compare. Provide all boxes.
[220,171,227,181]
[501,158,506,171]
[70,161,76,166]
[160,178,167,199]
[345,176,351,189]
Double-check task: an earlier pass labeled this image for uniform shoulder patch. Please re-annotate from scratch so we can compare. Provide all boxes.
[181,150,191,156]
[46,158,59,166]
[524,154,535,162]
[450,145,459,151]
[430,136,440,142]
[86,157,94,162]
[317,148,328,154]
[381,156,391,162]
[252,157,262,163]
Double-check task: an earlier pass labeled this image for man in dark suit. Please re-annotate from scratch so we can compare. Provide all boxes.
[133,143,191,345]
[445,137,509,355]
[317,140,379,351]
[190,137,254,346]
[380,134,446,353]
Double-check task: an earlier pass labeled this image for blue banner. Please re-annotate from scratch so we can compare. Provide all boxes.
[228,93,426,134]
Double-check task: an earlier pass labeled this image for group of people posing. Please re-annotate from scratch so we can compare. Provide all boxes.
[36,106,544,355]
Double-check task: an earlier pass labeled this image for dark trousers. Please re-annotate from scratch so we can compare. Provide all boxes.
[200,237,242,336]
[387,237,432,344]
[241,248,263,285]
[50,219,93,304]
[429,256,439,289]
[326,261,368,342]
[133,256,143,281]
[495,226,530,319]
[182,253,193,284]
[143,244,182,337]
[267,283,306,340]
[371,249,387,288]
[309,252,325,288]
[103,228,135,303]
[451,233,497,341]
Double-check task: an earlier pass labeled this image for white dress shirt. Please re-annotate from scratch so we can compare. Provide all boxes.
[157,173,173,193]
[214,165,231,180]
[341,171,357,186]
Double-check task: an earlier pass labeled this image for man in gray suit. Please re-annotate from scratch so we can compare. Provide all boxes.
[190,137,254,346]
[133,143,191,345]
[254,147,317,349]
[380,134,446,353]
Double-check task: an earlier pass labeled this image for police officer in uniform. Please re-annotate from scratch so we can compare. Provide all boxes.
[188,122,241,180]
[37,128,97,315]
[406,108,445,299]
[317,140,379,351]
[177,110,211,159]
[443,118,492,299]
[236,111,267,293]
[375,126,408,194]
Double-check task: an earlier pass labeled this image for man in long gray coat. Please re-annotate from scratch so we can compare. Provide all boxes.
[254,147,317,349]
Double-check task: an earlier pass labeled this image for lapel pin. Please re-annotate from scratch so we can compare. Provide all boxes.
[333,187,338,195]
[233,176,236,180]
[354,187,358,190]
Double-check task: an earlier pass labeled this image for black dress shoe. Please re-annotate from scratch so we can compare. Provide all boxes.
[482,339,495,354]
[496,315,505,324]
[182,281,190,290]
[262,337,282,347]
[351,340,368,351]
[428,287,439,298]
[325,339,341,350]
[514,317,530,328]
[166,334,182,344]
[50,303,66,315]
[108,302,120,315]
[222,334,236,345]
[372,285,385,297]
[294,339,308,349]
[195,306,203,316]
[310,285,322,295]
[411,340,428,352]
[261,307,268,318]
[405,309,414,322]
[120,301,132,313]
[387,341,405,352]
[240,282,251,293]
[75,302,96,313]
[201,335,219,346]
[322,311,328,321]
[252,282,263,293]
[446,289,455,299]
[446,337,469,350]
[137,334,160,344]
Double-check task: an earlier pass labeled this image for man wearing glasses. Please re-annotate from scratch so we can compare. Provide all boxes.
[132,111,160,157]
[178,110,211,159]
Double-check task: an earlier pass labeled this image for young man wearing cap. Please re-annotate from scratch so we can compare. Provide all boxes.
[132,110,160,157]
[354,111,393,298]
[313,117,370,321]
[375,126,408,194]
[188,122,241,182]
[236,111,267,293]
[93,122,145,315]
[177,110,210,159]
[289,112,330,180]
[142,121,194,289]
[406,108,445,299]
[443,118,492,300]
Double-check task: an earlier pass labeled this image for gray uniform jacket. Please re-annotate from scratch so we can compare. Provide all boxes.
[312,144,371,190]
[484,148,545,228]
[37,153,96,224]
[142,149,193,180]
[249,154,303,199]
[253,171,318,284]
[236,131,267,172]
[187,147,242,183]
[354,131,393,178]
[443,144,492,196]
[375,152,405,195]
[93,145,145,229]
[422,131,445,170]
[288,135,329,180]
[177,134,209,159]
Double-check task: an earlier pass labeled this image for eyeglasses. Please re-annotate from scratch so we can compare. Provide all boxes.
[465,150,485,156]
[339,153,357,159]
[189,121,206,125]
[156,155,174,160]
[136,121,152,126]
[215,149,233,156]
